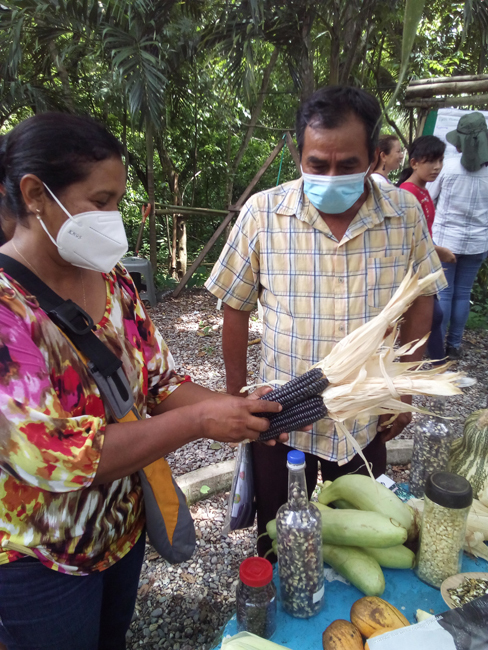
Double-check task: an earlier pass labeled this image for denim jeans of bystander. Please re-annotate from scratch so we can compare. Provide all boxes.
[438,252,488,351]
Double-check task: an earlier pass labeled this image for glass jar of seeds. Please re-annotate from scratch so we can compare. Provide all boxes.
[409,398,455,498]
[236,557,277,639]
[416,471,472,588]
[276,450,324,618]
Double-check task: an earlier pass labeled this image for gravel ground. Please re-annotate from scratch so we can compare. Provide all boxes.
[127,289,488,650]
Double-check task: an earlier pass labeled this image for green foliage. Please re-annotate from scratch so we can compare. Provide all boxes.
[2,0,488,285]
[467,259,488,331]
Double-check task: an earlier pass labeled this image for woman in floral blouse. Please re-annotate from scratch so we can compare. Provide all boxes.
[0,113,283,650]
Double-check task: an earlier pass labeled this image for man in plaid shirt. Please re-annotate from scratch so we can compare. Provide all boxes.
[206,86,446,557]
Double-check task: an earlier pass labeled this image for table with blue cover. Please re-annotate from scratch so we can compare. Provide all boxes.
[212,554,488,649]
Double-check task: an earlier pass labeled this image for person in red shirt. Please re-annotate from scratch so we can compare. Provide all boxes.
[399,136,455,362]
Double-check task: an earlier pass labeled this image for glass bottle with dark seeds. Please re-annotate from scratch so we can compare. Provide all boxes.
[276,450,324,618]
[409,397,455,498]
[236,557,277,638]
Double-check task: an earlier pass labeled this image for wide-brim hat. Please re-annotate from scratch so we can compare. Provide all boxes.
[446,112,488,172]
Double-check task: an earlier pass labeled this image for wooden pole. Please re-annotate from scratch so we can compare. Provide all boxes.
[154,205,239,216]
[409,74,488,86]
[405,80,488,99]
[405,94,488,109]
[285,131,301,174]
[172,138,286,298]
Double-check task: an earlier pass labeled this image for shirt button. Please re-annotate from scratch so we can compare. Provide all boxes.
[338,325,344,332]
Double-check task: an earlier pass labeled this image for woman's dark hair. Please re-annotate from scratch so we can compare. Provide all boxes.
[0,112,123,222]
[296,86,382,162]
[373,134,400,171]
[397,135,446,185]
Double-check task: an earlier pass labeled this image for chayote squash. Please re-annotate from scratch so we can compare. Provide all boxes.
[448,409,488,497]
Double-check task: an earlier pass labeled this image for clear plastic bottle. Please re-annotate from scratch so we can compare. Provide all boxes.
[409,398,455,498]
[236,557,277,639]
[276,450,324,618]
[416,471,472,588]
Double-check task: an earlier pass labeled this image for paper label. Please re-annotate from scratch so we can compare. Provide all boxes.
[313,584,324,603]
[367,617,456,650]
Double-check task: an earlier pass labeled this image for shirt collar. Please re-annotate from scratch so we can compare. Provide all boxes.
[275,177,403,239]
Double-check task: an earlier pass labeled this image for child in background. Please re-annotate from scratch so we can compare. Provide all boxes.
[399,136,455,362]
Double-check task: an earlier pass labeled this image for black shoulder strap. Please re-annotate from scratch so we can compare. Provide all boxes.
[0,253,134,419]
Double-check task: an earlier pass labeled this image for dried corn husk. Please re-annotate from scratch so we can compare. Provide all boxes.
[410,498,488,561]
[313,267,472,425]
[312,266,473,479]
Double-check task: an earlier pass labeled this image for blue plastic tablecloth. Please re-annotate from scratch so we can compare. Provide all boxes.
[212,554,488,649]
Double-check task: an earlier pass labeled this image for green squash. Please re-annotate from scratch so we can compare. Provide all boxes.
[448,409,488,498]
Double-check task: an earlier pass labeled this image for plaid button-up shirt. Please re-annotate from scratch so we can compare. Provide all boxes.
[206,178,447,464]
[428,157,488,255]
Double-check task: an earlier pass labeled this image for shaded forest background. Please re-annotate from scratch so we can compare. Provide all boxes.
[1,0,488,313]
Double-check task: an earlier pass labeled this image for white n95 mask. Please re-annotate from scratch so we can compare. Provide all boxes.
[39,184,128,273]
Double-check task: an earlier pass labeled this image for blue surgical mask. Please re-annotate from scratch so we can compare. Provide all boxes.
[301,165,371,214]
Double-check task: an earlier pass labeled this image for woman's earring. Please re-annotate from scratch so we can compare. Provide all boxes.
[382,163,386,171]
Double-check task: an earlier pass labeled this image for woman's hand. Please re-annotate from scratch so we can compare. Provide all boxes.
[197,394,282,444]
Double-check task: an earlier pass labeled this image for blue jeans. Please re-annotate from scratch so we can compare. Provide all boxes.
[0,530,145,650]
[439,252,487,349]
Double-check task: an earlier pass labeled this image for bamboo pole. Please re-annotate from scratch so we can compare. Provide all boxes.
[409,74,488,86]
[405,94,488,109]
[406,80,488,98]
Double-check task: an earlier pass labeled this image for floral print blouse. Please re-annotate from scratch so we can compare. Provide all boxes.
[0,263,187,575]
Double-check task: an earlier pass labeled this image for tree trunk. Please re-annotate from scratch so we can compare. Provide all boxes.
[48,41,74,111]
[155,138,182,275]
[177,218,187,278]
[224,48,279,240]
[145,123,157,273]
[299,11,315,102]
[122,105,129,176]
[339,1,376,84]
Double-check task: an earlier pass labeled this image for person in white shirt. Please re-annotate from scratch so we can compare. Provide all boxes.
[370,134,404,185]
[428,112,488,359]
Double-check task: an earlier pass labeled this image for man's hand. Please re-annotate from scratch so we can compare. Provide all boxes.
[435,245,456,264]
[377,396,412,442]
[247,386,290,446]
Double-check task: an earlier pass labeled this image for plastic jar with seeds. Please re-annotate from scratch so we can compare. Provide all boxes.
[409,398,455,498]
[416,471,472,588]
[276,450,324,618]
[236,557,277,639]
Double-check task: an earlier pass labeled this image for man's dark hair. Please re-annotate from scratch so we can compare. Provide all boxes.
[0,112,123,223]
[295,86,382,162]
[397,135,446,185]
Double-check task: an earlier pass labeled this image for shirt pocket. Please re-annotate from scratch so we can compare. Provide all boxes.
[367,254,408,310]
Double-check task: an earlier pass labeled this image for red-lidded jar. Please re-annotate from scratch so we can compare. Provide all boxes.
[236,557,277,638]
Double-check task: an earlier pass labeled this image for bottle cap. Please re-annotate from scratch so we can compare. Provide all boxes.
[287,450,305,467]
[239,557,273,587]
[425,471,473,509]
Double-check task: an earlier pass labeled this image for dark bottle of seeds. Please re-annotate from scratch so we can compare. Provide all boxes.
[276,450,324,618]
[236,557,277,639]
[409,397,455,498]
